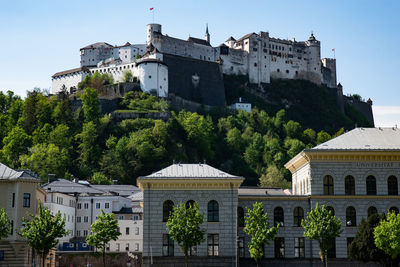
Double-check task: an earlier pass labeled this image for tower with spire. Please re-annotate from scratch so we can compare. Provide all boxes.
[205,23,210,44]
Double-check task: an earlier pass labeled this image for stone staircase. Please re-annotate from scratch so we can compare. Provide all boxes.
[0,241,32,267]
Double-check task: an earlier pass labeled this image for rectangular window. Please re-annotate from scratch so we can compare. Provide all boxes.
[105,203,110,209]
[118,215,124,220]
[274,237,285,258]
[83,230,88,236]
[238,237,245,258]
[162,234,174,256]
[208,234,219,256]
[76,217,81,223]
[10,220,13,235]
[189,246,197,256]
[76,230,81,237]
[126,243,129,251]
[12,193,15,208]
[77,203,82,209]
[132,215,139,221]
[327,238,336,258]
[135,243,139,251]
[126,227,130,235]
[294,237,305,258]
[116,243,120,251]
[96,203,100,209]
[84,216,88,223]
[84,203,89,209]
[23,193,30,208]
[135,227,139,235]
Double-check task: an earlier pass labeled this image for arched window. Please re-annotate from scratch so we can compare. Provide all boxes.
[323,175,334,195]
[389,207,399,214]
[326,206,335,216]
[237,207,244,227]
[274,207,284,227]
[346,206,356,227]
[208,200,219,222]
[345,175,355,195]
[388,176,398,195]
[293,207,304,227]
[366,176,377,195]
[163,200,174,222]
[186,200,196,209]
[367,206,378,217]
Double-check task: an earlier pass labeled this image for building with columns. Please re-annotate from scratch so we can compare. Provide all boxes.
[138,127,400,266]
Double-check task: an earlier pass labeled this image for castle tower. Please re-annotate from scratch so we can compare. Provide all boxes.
[147,23,162,45]
[205,24,210,44]
[306,32,322,84]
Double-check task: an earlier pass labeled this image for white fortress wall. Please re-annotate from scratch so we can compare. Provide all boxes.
[52,71,89,94]
[137,60,168,97]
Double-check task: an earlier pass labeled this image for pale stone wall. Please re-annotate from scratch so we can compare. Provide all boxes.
[109,219,143,253]
[51,71,89,94]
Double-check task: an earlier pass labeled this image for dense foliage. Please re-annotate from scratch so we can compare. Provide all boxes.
[374,212,400,265]
[0,87,345,185]
[0,208,10,241]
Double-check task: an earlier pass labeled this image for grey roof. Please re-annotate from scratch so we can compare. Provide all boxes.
[42,179,104,194]
[132,207,143,213]
[236,32,256,43]
[80,42,114,50]
[113,207,132,214]
[238,187,291,196]
[136,58,167,66]
[52,67,90,78]
[310,127,400,151]
[187,37,211,46]
[90,184,139,197]
[0,163,40,181]
[226,36,236,42]
[142,164,242,179]
[128,191,143,201]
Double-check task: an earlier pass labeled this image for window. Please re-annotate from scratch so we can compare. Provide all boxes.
[116,243,120,251]
[77,203,82,209]
[126,227,130,235]
[105,203,110,209]
[345,175,355,195]
[238,237,245,258]
[163,200,174,222]
[366,176,377,195]
[274,207,284,227]
[208,234,219,256]
[135,243,139,251]
[76,230,81,236]
[293,207,304,227]
[388,176,398,195]
[148,75,152,79]
[254,63,257,67]
[294,237,305,258]
[162,234,174,256]
[12,193,15,208]
[135,227,139,235]
[277,69,280,72]
[118,215,124,220]
[84,203,89,209]
[125,243,129,251]
[84,216,88,223]
[76,217,81,223]
[186,200,196,209]
[323,175,334,195]
[238,207,244,227]
[346,206,357,226]
[132,215,139,221]
[367,206,378,217]
[106,243,110,251]
[389,207,399,214]
[189,246,197,256]
[286,70,289,74]
[23,193,30,207]
[208,200,219,222]
[96,203,100,209]
[327,238,336,258]
[326,206,335,216]
[275,237,285,258]
[83,230,88,236]
[10,220,13,235]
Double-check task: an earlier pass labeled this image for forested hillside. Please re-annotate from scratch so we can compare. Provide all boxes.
[0,84,345,187]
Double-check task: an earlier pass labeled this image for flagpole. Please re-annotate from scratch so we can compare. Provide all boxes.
[152,9,154,23]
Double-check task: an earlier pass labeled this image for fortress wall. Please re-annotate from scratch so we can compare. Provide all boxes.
[220,49,249,76]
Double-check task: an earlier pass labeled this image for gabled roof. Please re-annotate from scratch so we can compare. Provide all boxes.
[0,163,40,181]
[141,163,242,179]
[80,42,114,50]
[128,191,143,201]
[187,37,211,46]
[225,36,236,42]
[42,179,104,194]
[52,67,90,78]
[310,127,400,151]
[115,42,131,48]
[236,32,256,43]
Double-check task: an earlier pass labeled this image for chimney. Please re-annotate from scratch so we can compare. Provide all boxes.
[48,174,56,183]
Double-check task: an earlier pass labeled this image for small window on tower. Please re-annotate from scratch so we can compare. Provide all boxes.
[277,69,280,72]
[254,63,257,67]
[149,75,152,79]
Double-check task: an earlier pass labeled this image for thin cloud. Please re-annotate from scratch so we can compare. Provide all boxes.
[373,106,400,127]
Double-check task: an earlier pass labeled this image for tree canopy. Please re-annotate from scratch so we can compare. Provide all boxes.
[374,211,400,265]
[0,208,10,241]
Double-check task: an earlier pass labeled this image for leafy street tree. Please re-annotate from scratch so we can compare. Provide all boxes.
[374,211,400,266]
[349,213,388,266]
[19,204,68,267]
[86,210,121,267]
[244,202,279,267]
[0,208,11,241]
[302,203,342,267]
[166,202,205,267]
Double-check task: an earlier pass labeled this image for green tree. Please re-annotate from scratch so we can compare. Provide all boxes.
[374,211,400,266]
[90,172,112,185]
[19,204,68,267]
[259,164,290,189]
[244,133,264,175]
[86,210,121,267]
[80,87,100,123]
[317,131,331,145]
[2,126,32,167]
[122,70,134,82]
[75,121,100,175]
[349,213,388,266]
[0,208,11,241]
[244,202,279,267]
[166,202,205,267]
[302,203,342,267]
[284,120,302,139]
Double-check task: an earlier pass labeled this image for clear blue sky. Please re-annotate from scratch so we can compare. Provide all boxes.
[0,0,399,108]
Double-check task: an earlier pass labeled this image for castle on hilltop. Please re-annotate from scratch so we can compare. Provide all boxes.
[52,23,337,102]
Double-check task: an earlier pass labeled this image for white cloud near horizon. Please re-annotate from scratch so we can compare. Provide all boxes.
[373,106,400,127]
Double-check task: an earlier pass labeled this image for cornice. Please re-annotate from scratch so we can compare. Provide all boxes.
[239,195,400,201]
[137,178,244,191]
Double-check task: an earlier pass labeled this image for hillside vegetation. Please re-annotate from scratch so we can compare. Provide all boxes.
[0,81,347,187]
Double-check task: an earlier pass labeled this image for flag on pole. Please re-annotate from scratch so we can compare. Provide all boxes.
[332,48,335,52]
[150,7,154,10]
